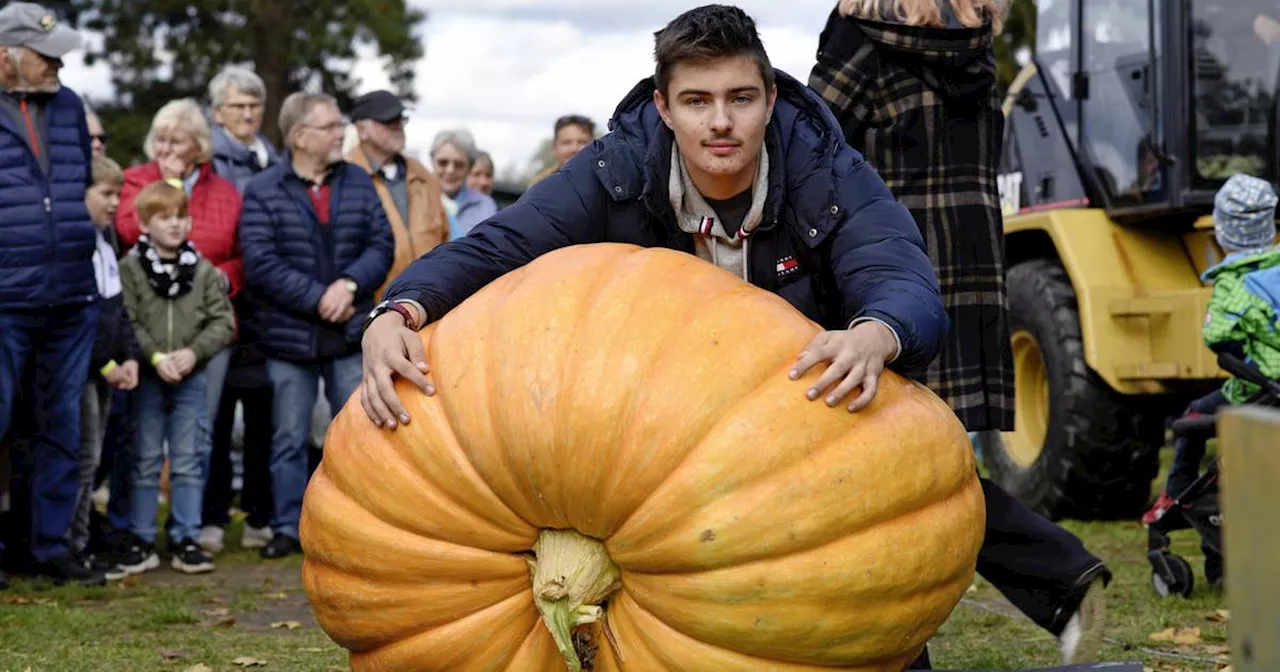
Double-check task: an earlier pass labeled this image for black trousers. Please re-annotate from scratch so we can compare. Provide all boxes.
[201,367,274,531]
[907,479,1108,669]
[977,478,1108,634]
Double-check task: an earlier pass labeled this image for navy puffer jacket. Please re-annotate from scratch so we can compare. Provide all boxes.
[239,155,395,364]
[383,70,947,373]
[0,87,97,309]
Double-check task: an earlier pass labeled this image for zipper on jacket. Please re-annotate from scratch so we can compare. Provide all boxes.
[167,301,174,352]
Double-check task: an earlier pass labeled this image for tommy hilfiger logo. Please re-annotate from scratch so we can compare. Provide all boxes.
[776,255,800,278]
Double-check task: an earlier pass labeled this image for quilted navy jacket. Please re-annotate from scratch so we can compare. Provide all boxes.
[239,155,394,363]
[383,70,947,373]
[0,87,98,309]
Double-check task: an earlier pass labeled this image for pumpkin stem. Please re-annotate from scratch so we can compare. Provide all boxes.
[529,529,622,671]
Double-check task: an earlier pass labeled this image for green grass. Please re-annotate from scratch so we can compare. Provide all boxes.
[0,447,1232,671]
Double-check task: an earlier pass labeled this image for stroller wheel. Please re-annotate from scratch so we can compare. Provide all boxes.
[1149,551,1194,598]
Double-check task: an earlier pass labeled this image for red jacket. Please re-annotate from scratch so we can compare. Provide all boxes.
[116,162,245,298]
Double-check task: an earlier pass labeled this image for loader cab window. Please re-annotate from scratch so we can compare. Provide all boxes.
[1079,0,1164,208]
[1189,1,1280,187]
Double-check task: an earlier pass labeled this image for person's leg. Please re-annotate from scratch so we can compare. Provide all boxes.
[71,379,109,555]
[126,377,167,563]
[199,378,240,552]
[239,378,275,545]
[166,370,209,546]
[324,352,364,422]
[0,310,34,573]
[264,359,319,549]
[976,479,1110,653]
[168,370,215,573]
[26,304,97,566]
[1166,390,1228,498]
[103,387,134,537]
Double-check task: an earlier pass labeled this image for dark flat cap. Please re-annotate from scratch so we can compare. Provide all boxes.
[350,90,407,123]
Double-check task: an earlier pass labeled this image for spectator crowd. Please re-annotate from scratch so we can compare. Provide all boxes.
[0,1,596,587]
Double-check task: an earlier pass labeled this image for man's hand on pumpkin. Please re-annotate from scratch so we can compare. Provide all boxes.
[789,321,899,413]
[360,310,433,430]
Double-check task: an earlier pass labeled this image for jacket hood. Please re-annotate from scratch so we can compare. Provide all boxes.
[1202,247,1280,282]
[846,15,996,99]
[601,68,848,232]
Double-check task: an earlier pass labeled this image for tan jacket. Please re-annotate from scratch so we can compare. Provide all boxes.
[346,147,450,300]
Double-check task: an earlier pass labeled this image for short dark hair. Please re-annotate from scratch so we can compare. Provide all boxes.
[653,5,775,97]
[554,114,595,138]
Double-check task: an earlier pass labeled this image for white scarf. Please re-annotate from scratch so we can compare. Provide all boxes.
[92,229,122,299]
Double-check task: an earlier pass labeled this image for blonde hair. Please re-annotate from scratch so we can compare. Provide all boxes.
[144,98,214,163]
[91,154,124,188]
[838,0,1009,34]
[134,181,189,225]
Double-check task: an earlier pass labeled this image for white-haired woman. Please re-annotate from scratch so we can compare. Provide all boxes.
[208,67,280,193]
[430,129,497,238]
[114,99,244,538]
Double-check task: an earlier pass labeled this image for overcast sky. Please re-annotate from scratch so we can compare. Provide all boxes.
[59,1,840,180]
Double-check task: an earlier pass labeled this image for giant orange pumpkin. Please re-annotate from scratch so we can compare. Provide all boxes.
[300,243,985,671]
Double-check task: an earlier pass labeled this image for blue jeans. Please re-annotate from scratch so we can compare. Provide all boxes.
[265,353,361,539]
[130,370,209,545]
[0,304,98,562]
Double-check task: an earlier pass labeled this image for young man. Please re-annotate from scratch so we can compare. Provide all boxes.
[360,5,946,437]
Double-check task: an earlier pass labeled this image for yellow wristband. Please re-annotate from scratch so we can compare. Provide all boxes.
[151,352,167,367]
[100,360,119,377]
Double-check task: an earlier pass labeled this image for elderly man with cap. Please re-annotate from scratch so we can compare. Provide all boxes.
[345,90,450,300]
[0,2,106,588]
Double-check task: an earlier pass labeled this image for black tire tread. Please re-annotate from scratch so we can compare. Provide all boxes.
[982,260,1162,520]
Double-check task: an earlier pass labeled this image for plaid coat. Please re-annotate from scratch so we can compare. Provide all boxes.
[809,10,1015,431]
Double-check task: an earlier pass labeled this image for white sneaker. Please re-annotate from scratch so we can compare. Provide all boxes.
[1060,577,1106,664]
[198,525,225,555]
[241,524,274,549]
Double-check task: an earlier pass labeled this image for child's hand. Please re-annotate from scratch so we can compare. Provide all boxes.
[170,349,198,377]
[156,356,183,383]
[119,360,140,390]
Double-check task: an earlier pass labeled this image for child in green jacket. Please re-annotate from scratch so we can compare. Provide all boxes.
[116,181,234,576]
[1146,174,1279,526]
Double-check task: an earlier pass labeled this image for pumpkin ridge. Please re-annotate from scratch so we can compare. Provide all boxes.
[588,280,787,536]
[386,372,541,542]
[604,338,812,540]
[319,415,536,551]
[611,384,975,572]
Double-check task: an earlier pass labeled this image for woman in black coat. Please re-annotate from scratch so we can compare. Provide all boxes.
[810,1,1109,667]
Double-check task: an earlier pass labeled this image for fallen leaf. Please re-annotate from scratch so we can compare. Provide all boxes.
[183,665,214,672]
[157,648,190,660]
[232,656,267,667]
[263,591,288,600]
[261,576,275,587]
[3,596,31,605]
[203,607,231,618]
[270,620,302,630]
[1207,609,1230,623]
[1150,626,1202,645]
[213,615,237,627]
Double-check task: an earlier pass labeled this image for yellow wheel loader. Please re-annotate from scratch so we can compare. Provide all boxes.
[984,0,1279,519]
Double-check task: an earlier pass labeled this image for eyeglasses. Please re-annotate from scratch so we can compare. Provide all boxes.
[221,102,263,113]
[302,122,344,134]
[91,133,108,144]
